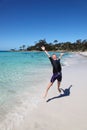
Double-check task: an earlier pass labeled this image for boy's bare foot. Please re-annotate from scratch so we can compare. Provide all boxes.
[43,93,47,98]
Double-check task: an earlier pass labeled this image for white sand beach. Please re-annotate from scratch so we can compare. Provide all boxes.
[0,52,87,130]
[14,53,87,130]
[79,51,87,56]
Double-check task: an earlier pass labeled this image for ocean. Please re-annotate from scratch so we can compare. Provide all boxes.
[0,51,82,130]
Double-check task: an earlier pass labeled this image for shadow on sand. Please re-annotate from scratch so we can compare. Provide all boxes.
[46,85,72,102]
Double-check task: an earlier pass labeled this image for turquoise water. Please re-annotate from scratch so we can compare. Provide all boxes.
[0,51,73,129]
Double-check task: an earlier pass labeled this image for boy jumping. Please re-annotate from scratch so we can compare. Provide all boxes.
[41,46,64,98]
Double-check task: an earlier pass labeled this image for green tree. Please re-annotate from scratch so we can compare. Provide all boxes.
[53,40,58,44]
[22,45,26,50]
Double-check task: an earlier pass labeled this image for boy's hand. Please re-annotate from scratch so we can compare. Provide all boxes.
[41,46,45,51]
[60,53,64,56]
[41,46,50,57]
[59,52,64,59]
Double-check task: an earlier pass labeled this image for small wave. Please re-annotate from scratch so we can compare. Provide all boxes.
[0,94,41,130]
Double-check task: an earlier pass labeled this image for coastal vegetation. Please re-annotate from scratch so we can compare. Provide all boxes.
[11,39,87,52]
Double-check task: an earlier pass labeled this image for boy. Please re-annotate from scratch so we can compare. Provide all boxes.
[41,46,64,98]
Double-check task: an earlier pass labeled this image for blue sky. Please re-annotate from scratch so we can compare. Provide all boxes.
[0,0,87,50]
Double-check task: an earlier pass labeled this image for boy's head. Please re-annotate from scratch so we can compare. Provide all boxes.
[52,54,58,60]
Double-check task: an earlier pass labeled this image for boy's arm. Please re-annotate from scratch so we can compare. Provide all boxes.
[41,46,50,57]
[59,53,64,59]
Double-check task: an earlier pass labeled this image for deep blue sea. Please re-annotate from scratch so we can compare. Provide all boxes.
[0,51,76,129]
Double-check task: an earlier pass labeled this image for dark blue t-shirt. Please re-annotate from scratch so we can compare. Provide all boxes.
[49,57,61,74]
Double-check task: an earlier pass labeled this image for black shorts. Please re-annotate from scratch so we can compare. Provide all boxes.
[50,72,62,83]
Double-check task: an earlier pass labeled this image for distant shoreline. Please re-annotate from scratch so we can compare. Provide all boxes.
[0,50,10,52]
[0,50,87,57]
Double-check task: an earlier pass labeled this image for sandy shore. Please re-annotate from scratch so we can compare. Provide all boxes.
[16,54,87,130]
[79,51,87,57]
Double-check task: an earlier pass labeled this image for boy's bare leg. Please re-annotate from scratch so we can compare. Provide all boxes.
[57,81,61,93]
[43,82,53,98]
